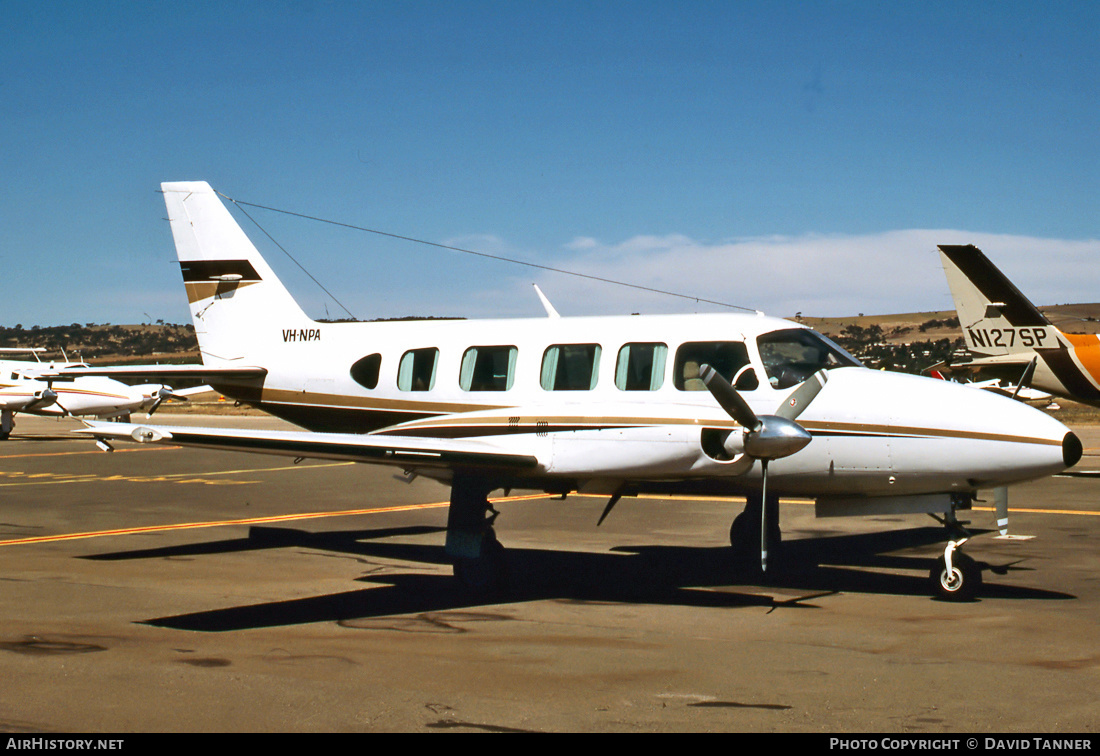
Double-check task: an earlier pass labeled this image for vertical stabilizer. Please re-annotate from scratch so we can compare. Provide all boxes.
[163,182,313,365]
[938,244,1062,357]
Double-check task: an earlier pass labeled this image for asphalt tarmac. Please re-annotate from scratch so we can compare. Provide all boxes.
[1,414,1098,733]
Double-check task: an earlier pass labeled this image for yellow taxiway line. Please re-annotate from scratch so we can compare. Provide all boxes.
[0,500,451,547]
[0,460,356,488]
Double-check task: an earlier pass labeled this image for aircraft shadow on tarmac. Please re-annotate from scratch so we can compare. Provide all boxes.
[82,522,1074,632]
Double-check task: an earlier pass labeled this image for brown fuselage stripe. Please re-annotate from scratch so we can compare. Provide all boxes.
[232,389,1064,448]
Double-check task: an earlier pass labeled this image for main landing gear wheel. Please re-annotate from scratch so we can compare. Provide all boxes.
[446,474,509,594]
[452,531,507,594]
[931,551,982,602]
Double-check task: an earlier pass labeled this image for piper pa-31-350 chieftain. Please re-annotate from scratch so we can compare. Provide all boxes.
[78,183,1082,601]
[938,244,1100,408]
[0,349,184,439]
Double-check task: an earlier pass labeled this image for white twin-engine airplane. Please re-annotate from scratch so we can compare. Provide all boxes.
[0,349,184,439]
[78,182,1082,601]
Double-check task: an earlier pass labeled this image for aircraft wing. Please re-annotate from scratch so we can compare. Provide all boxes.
[927,354,1037,376]
[42,364,267,382]
[77,420,540,474]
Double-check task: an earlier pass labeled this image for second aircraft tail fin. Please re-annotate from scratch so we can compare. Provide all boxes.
[937,244,1063,356]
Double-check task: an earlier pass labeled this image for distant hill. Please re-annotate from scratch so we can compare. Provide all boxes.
[0,323,198,364]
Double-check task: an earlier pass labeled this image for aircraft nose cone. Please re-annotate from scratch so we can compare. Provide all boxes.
[1064,431,1083,468]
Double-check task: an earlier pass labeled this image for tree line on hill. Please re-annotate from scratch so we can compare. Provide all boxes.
[834,323,966,373]
[0,323,197,362]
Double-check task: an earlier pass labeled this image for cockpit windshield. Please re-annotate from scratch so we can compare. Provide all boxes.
[756,328,862,389]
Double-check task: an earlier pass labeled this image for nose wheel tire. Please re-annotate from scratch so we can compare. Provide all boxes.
[931,551,981,602]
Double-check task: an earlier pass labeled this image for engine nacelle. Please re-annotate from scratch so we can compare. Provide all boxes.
[700,427,745,462]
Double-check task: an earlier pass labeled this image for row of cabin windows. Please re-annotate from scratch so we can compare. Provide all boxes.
[350,341,760,393]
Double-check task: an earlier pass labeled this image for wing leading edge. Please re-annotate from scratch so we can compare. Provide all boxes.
[77,420,540,473]
[45,365,268,382]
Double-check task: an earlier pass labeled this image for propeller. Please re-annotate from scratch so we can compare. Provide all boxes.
[25,381,71,415]
[145,386,188,416]
[699,365,827,572]
[24,387,58,412]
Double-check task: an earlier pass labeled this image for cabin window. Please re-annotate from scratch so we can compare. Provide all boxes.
[615,343,667,391]
[460,346,518,391]
[541,344,601,391]
[757,328,861,389]
[397,347,439,391]
[674,341,758,391]
[349,353,382,390]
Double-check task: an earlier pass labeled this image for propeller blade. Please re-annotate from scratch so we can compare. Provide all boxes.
[775,369,828,420]
[25,388,58,412]
[596,493,623,527]
[699,364,760,431]
[760,460,770,572]
[147,387,187,416]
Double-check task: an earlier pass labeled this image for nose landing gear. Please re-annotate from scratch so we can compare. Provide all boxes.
[931,538,982,602]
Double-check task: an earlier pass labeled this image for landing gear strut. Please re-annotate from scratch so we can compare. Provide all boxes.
[0,410,13,441]
[446,474,507,593]
[931,538,982,602]
[930,506,983,601]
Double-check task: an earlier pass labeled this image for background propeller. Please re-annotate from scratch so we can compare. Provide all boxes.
[23,386,59,412]
[699,365,827,572]
[145,386,187,416]
[24,377,72,415]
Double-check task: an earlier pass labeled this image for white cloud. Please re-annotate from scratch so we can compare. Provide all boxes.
[513,231,1100,319]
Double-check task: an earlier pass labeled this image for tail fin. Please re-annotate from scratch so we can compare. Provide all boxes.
[163,182,313,365]
[937,244,1063,356]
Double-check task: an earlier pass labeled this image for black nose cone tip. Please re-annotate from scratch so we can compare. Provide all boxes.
[1064,432,1083,468]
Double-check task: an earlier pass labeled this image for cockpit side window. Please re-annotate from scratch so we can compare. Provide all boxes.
[756,328,862,389]
[674,341,758,391]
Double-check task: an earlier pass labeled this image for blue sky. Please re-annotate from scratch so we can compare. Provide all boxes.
[2,1,1097,327]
